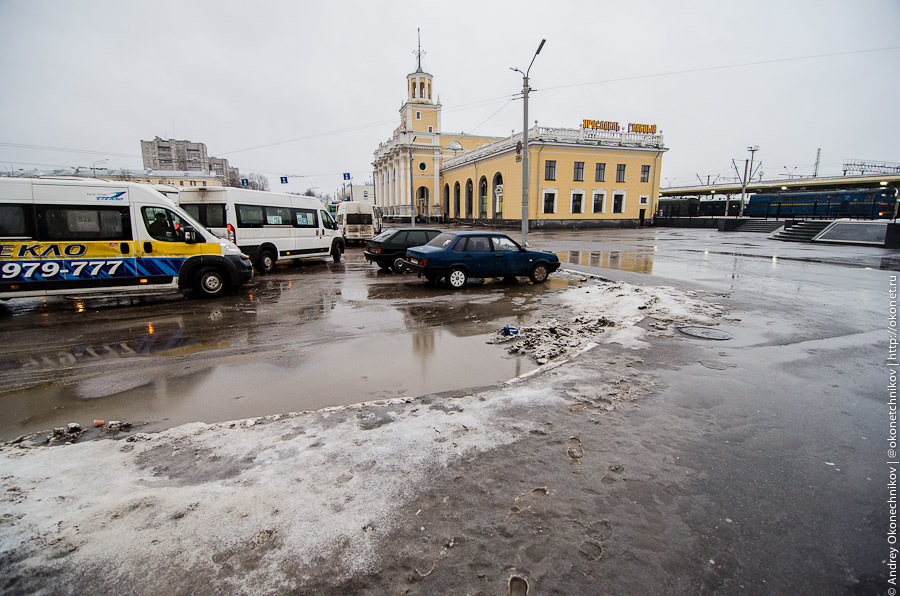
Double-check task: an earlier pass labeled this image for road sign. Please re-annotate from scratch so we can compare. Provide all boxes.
[241,178,249,187]
[280,177,288,184]
[343,173,350,181]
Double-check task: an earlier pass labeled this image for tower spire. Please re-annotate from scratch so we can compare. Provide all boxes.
[414,28,426,73]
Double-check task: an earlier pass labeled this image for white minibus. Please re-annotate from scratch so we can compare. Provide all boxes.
[0,178,253,300]
[336,201,379,244]
[177,187,344,274]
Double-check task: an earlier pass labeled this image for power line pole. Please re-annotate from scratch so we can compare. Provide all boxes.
[512,39,546,247]
[738,145,759,217]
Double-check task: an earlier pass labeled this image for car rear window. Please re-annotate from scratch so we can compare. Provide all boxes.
[372,229,396,242]
[427,232,456,248]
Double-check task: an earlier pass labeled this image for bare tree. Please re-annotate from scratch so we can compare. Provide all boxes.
[247,172,269,191]
[225,170,243,188]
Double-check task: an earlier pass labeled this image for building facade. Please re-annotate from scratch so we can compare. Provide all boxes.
[141,137,240,185]
[373,58,667,228]
[337,183,375,203]
[141,137,210,172]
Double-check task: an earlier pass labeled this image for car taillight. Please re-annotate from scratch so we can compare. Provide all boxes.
[227,223,235,244]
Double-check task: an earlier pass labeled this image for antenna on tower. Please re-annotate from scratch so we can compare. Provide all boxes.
[813,148,821,178]
[413,28,426,72]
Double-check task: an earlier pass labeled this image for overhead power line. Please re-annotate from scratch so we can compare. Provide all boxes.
[538,46,900,93]
[0,142,140,159]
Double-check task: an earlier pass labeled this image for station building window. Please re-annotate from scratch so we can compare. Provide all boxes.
[545,160,556,181]
[571,191,584,214]
[592,190,606,213]
[543,189,557,214]
[595,163,606,182]
[613,193,625,213]
[641,165,650,183]
[616,164,626,183]
[573,161,584,182]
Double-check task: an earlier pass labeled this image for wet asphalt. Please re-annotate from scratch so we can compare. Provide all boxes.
[0,225,895,594]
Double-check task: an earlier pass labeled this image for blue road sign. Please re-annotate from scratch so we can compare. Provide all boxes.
[343,173,350,180]
[241,178,249,187]
[280,177,288,184]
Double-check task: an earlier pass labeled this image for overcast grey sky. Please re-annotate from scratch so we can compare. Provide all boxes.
[1,0,898,197]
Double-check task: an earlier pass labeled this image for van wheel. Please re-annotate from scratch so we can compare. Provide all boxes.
[391,257,406,274]
[331,243,342,263]
[194,267,228,298]
[447,267,468,289]
[256,250,276,275]
[529,263,550,284]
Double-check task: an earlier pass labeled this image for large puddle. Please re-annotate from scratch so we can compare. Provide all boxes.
[1,328,535,440]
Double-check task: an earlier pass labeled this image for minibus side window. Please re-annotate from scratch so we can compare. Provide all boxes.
[205,204,226,227]
[236,204,264,228]
[0,204,35,238]
[38,205,131,241]
[264,207,291,226]
[142,207,187,242]
[320,210,336,230]
[295,208,318,228]
[181,204,201,223]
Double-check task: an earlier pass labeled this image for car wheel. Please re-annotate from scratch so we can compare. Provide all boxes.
[529,263,550,284]
[193,267,228,298]
[447,267,468,289]
[391,256,406,274]
[331,243,342,263]
[256,250,276,275]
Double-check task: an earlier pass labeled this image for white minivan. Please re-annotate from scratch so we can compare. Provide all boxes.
[336,201,380,245]
[178,187,344,274]
[0,178,253,300]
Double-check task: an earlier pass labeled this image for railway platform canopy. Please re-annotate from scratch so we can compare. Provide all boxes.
[661,173,900,199]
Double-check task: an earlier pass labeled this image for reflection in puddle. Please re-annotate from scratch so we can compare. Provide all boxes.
[2,329,534,439]
[556,250,654,274]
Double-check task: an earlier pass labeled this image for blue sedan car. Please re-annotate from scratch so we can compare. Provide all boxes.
[403,231,561,289]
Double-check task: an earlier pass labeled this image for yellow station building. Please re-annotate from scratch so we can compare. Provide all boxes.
[373,55,668,228]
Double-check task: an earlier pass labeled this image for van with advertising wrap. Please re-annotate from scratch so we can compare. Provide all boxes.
[177,187,343,274]
[0,178,253,300]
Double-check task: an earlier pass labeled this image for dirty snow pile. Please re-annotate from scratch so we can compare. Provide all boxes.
[0,383,567,593]
[491,273,728,363]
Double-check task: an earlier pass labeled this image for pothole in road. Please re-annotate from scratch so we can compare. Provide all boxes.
[676,326,733,341]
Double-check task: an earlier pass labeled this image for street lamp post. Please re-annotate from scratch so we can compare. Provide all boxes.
[739,145,759,217]
[512,38,546,247]
[92,159,108,178]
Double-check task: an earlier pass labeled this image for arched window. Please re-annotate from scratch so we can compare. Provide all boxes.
[479,177,488,218]
[492,172,504,219]
[465,180,473,219]
[443,184,450,219]
[454,182,461,218]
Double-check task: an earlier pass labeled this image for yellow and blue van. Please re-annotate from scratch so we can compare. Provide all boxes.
[0,177,253,300]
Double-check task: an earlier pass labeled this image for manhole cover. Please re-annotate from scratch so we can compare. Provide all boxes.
[676,326,733,341]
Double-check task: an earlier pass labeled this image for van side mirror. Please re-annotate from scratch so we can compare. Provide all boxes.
[182,225,198,244]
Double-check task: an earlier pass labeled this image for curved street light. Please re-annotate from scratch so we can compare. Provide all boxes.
[511,38,546,246]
